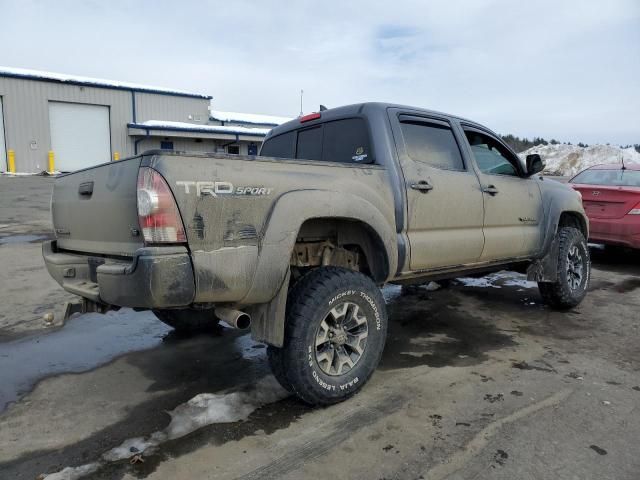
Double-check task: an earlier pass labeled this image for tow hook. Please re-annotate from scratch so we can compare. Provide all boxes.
[63,298,113,320]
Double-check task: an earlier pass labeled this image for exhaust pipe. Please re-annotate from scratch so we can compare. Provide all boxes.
[215,307,251,330]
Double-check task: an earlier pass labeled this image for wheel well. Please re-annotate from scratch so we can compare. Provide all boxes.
[558,212,587,238]
[292,218,389,283]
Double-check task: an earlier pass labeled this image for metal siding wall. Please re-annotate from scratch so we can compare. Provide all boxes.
[0,76,259,172]
[136,137,219,154]
[134,138,259,155]
[0,77,133,172]
[135,93,210,124]
[0,97,6,169]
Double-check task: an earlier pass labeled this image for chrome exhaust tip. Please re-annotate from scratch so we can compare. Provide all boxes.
[215,307,251,330]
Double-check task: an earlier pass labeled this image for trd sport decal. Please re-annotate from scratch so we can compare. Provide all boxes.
[176,181,273,197]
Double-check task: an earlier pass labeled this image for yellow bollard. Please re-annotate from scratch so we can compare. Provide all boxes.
[48,151,55,173]
[113,151,120,161]
[7,149,16,173]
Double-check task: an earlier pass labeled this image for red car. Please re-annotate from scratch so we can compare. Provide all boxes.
[569,163,640,249]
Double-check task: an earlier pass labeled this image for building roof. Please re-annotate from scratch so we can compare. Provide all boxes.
[0,66,212,99]
[128,120,270,137]
[209,110,291,126]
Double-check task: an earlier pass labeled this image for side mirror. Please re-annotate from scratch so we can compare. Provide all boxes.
[526,154,544,176]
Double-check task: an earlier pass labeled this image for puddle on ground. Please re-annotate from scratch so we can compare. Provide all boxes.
[614,277,640,293]
[379,285,516,370]
[0,234,52,245]
[0,309,171,412]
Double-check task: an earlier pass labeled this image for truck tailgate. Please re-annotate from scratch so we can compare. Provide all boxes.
[52,157,144,256]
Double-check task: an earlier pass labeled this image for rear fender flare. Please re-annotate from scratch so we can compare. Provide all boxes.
[241,190,397,305]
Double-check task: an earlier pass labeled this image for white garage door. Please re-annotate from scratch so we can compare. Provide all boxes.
[49,102,111,172]
[0,98,6,171]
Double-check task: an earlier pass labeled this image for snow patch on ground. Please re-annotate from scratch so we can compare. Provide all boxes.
[42,463,100,480]
[43,376,288,478]
[382,284,403,302]
[455,276,502,288]
[519,144,640,177]
[382,281,441,302]
[456,271,536,289]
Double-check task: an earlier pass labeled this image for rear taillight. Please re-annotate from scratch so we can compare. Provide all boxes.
[137,167,186,243]
[628,201,640,215]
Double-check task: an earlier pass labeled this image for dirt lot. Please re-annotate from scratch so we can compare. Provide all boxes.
[0,175,639,480]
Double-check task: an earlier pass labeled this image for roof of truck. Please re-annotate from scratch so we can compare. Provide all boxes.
[268,102,488,138]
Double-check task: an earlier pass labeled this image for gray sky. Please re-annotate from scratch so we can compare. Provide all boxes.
[1,0,638,144]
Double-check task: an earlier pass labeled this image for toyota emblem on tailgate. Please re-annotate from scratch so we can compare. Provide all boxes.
[592,191,600,196]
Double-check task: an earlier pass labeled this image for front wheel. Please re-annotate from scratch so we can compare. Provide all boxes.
[538,226,590,309]
[269,267,388,405]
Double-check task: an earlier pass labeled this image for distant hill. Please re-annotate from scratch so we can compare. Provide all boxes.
[517,144,640,177]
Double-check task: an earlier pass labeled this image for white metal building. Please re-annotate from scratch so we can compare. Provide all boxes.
[0,67,289,173]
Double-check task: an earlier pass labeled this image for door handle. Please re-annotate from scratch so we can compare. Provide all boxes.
[410,181,434,193]
[482,185,499,195]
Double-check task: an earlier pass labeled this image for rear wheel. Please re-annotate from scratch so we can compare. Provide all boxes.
[269,267,388,405]
[152,308,219,334]
[538,227,590,309]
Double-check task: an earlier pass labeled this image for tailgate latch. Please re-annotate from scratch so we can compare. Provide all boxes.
[78,181,94,196]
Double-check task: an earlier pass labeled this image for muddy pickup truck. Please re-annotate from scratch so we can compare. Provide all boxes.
[43,102,590,405]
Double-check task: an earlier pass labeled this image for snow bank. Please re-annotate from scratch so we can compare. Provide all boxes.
[0,66,210,98]
[519,144,640,177]
[210,110,292,126]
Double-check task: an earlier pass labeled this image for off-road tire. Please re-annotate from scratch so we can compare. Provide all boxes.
[538,227,590,309]
[271,266,388,405]
[152,308,219,334]
[267,346,294,393]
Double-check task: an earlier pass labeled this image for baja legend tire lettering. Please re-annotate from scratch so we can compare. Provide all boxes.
[339,377,359,390]
[312,370,336,391]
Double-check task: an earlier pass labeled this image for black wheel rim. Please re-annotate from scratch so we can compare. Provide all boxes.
[567,244,585,291]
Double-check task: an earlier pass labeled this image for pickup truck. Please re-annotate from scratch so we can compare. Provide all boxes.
[43,102,590,405]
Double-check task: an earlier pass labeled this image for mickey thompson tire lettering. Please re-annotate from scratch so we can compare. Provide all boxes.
[267,267,388,406]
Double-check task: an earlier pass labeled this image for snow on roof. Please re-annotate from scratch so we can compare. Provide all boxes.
[128,120,270,137]
[518,144,640,176]
[209,110,292,126]
[0,66,212,99]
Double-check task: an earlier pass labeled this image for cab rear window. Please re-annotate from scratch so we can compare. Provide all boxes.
[260,118,373,164]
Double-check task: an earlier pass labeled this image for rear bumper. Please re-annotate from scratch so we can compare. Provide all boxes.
[588,216,640,249]
[42,240,195,308]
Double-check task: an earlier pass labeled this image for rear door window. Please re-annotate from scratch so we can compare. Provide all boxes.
[399,120,465,171]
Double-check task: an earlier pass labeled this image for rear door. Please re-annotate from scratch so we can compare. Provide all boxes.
[390,111,485,270]
[460,127,543,261]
